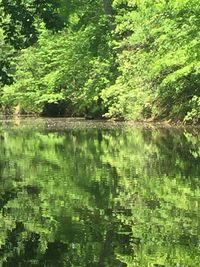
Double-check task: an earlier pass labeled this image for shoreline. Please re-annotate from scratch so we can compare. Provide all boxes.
[0,114,200,129]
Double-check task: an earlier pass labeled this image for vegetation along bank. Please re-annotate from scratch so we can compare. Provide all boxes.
[0,0,199,123]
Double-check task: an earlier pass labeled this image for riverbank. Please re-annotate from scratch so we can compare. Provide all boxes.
[0,115,200,132]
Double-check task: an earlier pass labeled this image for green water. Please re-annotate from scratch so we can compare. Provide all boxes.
[0,118,200,267]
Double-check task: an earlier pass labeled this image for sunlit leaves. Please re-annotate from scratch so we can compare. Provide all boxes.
[105,0,200,122]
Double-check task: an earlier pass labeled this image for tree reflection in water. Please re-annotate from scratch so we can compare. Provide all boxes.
[0,119,200,267]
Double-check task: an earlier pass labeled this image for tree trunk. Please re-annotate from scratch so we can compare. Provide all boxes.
[103,0,115,29]
[103,0,114,16]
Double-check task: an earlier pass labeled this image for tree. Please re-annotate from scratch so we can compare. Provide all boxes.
[102,0,200,122]
[0,0,65,49]
[1,0,118,117]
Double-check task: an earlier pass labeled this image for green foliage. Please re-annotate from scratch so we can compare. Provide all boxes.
[104,0,200,122]
[0,0,200,122]
[1,1,117,116]
[2,24,116,115]
[184,96,200,124]
[0,0,65,49]
[0,27,14,86]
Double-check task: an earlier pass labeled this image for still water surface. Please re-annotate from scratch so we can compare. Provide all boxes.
[0,118,200,267]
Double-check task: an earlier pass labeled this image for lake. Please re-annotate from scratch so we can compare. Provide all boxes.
[0,117,200,267]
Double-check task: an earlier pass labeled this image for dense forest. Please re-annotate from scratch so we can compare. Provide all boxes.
[0,0,199,123]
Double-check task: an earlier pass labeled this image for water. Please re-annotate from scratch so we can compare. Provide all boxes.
[0,117,200,267]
